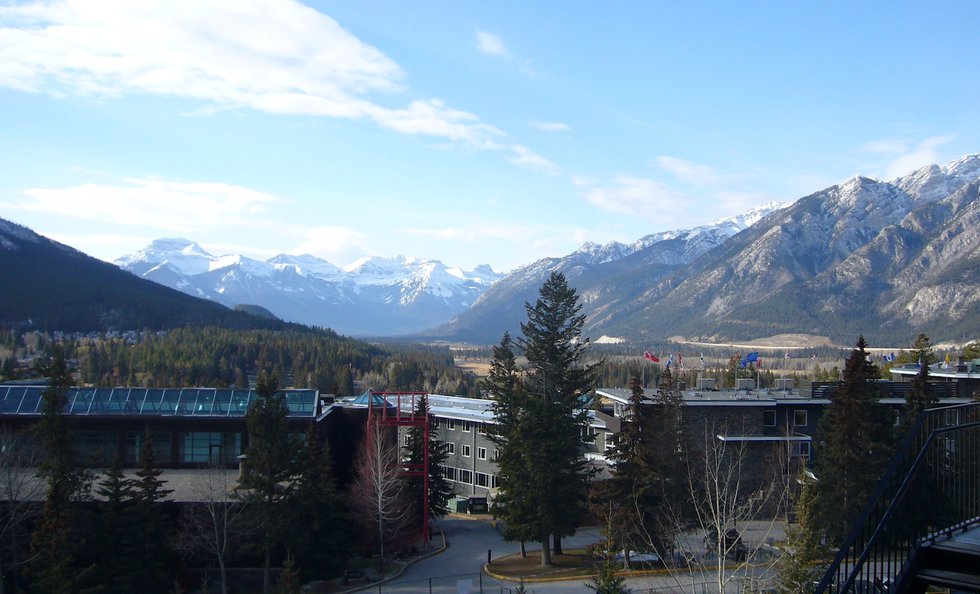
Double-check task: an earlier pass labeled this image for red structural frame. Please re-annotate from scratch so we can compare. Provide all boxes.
[366,391,430,544]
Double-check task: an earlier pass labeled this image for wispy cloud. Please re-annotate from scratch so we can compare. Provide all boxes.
[529,121,571,132]
[860,135,956,180]
[507,144,559,175]
[11,178,282,233]
[292,226,372,266]
[654,156,723,186]
[582,176,688,223]
[475,31,507,56]
[0,0,502,148]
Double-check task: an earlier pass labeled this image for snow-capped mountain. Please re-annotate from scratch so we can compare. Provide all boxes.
[116,242,503,336]
[433,155,980,345]
[430,202,788,343]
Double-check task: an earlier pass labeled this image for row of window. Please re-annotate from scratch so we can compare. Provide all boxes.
[443,442,497,461]
[443,419,488,434]
[762,409,809,427]
[442,466,498,489]
[75,430,243,466]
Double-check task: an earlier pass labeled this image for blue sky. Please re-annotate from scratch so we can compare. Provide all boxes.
[1,1,978,272]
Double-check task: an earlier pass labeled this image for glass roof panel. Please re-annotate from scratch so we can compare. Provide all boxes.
[141,389,164,414]
[71,388,97,414]
[194,390,215,415]
[174,390,197,415]
[20,387,42,413]
[212,390,232,415]
[285,390,316,416]
[229,390,251,416]
[0,387,25,413]
[159,389,181,415]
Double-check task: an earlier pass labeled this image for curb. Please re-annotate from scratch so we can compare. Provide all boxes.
[341,526,449,593]
[483,552,775,584]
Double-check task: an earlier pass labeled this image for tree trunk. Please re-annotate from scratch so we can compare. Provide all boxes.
[520,540,526,558]
[263,547,271,594]
[540,530,552,566]
[553,534,563,555]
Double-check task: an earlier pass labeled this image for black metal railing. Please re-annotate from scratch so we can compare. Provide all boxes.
[816,401,980,594]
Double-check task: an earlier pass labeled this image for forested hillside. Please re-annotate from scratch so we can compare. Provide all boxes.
[14,327,479,396]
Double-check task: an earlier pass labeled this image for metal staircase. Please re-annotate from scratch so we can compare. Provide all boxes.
[816,402,980,594]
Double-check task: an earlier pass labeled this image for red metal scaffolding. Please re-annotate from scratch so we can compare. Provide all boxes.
[366,391,430,544]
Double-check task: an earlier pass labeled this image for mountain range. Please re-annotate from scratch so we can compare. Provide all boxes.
[116,242,503,336]
[6,155,979,344]
[433,154,980,345]
[0,218,288,333]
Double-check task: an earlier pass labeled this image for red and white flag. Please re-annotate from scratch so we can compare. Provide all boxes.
[644,351,660,363]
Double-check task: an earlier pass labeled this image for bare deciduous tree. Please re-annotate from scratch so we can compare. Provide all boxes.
[640,423,789,594]
[349,422,413,575]
[175,466,257,594]
[0,431,42,594]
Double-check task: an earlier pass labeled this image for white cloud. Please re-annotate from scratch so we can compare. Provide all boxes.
[292,226,371,266]
[881,136,955,179]
[11,178,282,234]
[654,156,722,186]
[506,144,559,176]
[0,0,500,147]
[860,140,908,155]
[529,121,571,132]
[583,176,689,223]
[476,31,507,56]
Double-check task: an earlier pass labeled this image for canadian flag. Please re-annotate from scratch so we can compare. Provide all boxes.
[644,351,660,363]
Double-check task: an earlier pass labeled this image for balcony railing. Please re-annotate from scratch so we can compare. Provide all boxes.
[816,401,980,594]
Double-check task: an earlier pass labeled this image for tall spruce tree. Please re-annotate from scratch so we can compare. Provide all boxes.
[238,371,298,594]
[288,428,348,581]
[486,332,540,557]
[905,335,938,426]
[29,346,92,594]
[598,375,662,567]
[512,272,601,564]
[777,466,827,594]
[813,336,894,545]
[403,394,452,528]
[130,427,175,593]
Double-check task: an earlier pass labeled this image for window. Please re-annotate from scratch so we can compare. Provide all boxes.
[182,432,222,464]
[797,442,811,458]
[490,475,499,489]
[492,449,499,461]
[447,418,457,430]
[462,444,471,458]
[477,423,487,435]
[458,469,472,484]
[443,466,457,481]
[403,433,411,446]
[763,410,776,427]
[475,472,490,487]
[446,442,455,455]
[477,447,487,460]
[793,410,808,427]
[462,421,472,433]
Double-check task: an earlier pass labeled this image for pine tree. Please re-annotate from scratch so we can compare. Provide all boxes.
[514,272,601,564]
[813,336,894,545]
[599,375,664,566]
[777,467,827,594]
[905,335,938,425]
[486,332,540,556]
[403,394,452,528]
[91,451,136,592]
[288,428,349,581]
[28,345,92,594]
[129,427,175,594]
[238,371,299,594]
